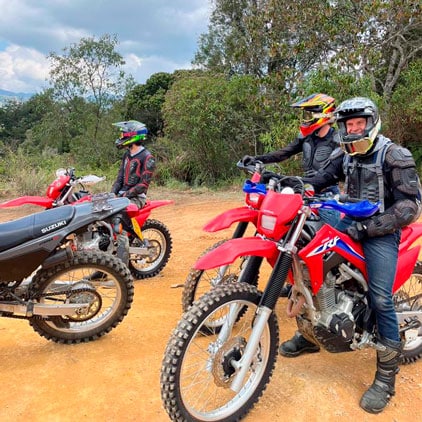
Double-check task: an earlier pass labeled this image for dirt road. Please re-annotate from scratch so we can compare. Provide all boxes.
[0,188,420,422]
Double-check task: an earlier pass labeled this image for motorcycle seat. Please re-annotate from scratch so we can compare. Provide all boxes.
[0,206,75,253]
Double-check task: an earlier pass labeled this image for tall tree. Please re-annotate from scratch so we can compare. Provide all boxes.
[193,0,270,76]
[48,34,134,147]
[125,72,175,137]
[195,0,421,101]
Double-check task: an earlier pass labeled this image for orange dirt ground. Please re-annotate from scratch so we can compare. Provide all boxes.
[0,188,420,422]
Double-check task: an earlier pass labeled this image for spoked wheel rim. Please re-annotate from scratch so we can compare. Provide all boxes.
[130,229,167,272]
[40,267,123,333]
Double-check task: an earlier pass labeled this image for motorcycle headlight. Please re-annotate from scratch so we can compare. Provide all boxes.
[247,193,260,205]
[260,214,277,232]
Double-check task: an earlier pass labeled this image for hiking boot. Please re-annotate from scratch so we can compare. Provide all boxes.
[279,284,292,297]
[279,332,320,357]
[360,337,402,414]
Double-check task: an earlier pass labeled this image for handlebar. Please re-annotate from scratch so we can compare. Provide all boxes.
[242,173,380,218]
[307,196,380,218]
[236,160,264,175]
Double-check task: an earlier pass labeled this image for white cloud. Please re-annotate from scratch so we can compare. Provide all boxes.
[0,0,211,93]
[0,44,49,92]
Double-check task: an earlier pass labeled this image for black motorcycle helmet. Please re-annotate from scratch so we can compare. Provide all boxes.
[335,97,381,156]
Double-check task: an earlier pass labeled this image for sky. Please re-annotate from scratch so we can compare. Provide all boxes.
[0,0,211,94]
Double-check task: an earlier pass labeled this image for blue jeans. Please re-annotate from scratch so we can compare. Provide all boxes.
[319,208,341,227]
[318,186,341,227]
[336,217,401,342]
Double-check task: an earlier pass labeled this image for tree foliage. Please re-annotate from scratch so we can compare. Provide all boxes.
[161,72,271,184]
[195,0,421,101]
[48,34,131,110]
[387,58,422,169]
[48,34,134,154]
[125,72,175,137]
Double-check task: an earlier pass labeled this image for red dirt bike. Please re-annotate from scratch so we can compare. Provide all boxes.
[0,168,173,279]
[182,161,283,311]
[161,178,422,421]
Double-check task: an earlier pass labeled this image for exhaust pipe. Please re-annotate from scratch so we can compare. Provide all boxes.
[42,247,74,269]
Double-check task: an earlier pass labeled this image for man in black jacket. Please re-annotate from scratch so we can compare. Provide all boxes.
[112,120,156,209]
[283,97,420,414]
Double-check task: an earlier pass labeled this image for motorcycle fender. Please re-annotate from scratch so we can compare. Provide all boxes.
[73,196,92,204]
[0,196,54,208]
[126,200,174,219]
[194,236,278,270]
[399,223,422,251]
[203,207,259,232]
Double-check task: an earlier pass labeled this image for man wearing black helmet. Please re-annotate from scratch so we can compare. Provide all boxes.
[242,93,341,297]
[282,97,420,414]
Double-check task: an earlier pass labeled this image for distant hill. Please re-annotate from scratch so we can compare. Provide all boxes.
[0,88,33,104]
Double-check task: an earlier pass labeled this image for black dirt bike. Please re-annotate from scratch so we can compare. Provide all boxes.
[0,193,135,344]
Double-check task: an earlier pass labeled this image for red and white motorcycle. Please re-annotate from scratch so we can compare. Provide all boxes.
[0,168,173,279]
[182,162,282,311]
[161,177,422,421]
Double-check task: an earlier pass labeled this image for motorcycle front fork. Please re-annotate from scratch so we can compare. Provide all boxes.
[228,213,308,392]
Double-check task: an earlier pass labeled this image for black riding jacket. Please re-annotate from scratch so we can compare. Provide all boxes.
[112,147,156,199]
[255,128,338,177]
[303,135,420,235]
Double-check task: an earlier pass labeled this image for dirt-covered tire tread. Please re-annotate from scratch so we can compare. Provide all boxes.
[181,239,259,313]
[161,282,279,422]
[181,239,228,312]
[399,260,422,364]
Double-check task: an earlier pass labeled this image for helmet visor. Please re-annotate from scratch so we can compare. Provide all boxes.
[340,138,374,156]
[302,110,314,122]
[301,110,331,124]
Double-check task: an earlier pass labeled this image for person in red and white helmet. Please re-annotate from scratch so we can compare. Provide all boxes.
[242,93,338,182]
[241,93,341,296]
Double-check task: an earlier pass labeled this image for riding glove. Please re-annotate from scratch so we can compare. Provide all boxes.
[346,221,368,241]
[241,155,256,166]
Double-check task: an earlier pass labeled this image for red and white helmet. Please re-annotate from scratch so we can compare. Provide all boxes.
[291,93,336,137]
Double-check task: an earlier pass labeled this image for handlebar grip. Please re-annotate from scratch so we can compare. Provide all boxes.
[259,172,283,184]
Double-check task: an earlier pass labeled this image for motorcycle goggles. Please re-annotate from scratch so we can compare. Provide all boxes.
[340,137,374,156]
[301,110,332,124]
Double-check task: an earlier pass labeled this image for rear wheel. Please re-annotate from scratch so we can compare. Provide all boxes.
[161,282,279,421]
[29,251,134,344]
[394,261,422,364]
[129,219,172,279]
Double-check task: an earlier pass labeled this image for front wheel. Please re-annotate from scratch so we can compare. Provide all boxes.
[161,282,279,422]
[29,251,134,344]
[129,218,172,279]
[394,261,422,364]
